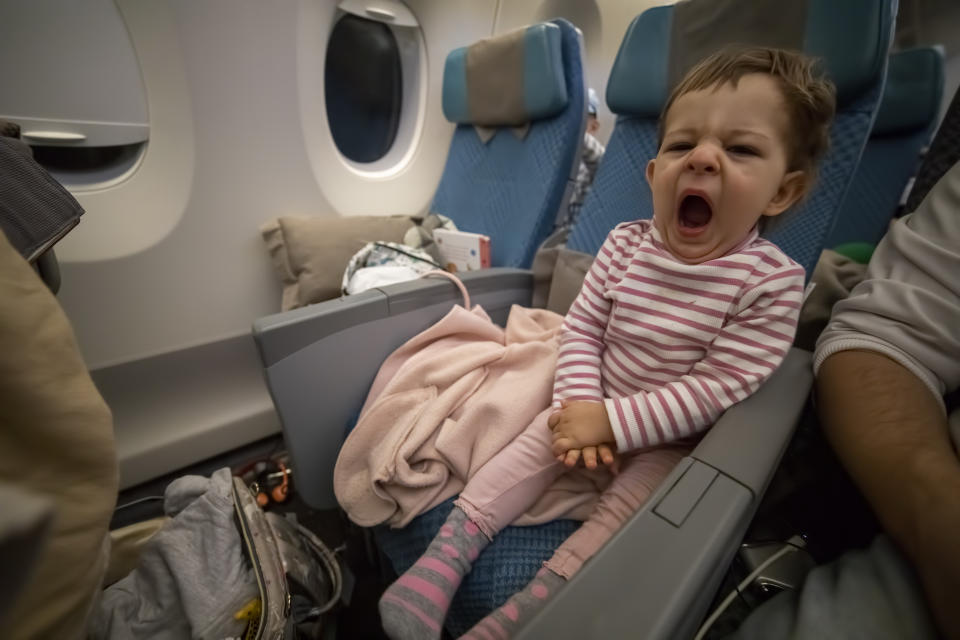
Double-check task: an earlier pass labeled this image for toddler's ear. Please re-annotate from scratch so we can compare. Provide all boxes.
[645,159,656,187]
[763,170,807,217]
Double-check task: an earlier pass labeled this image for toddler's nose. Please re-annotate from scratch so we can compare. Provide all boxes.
[686,144,719,175]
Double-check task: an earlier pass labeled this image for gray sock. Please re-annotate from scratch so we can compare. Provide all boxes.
[458,568,566,639]
[380,507,489,640]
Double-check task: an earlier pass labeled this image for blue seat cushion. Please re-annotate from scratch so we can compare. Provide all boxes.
[376,497,581,636]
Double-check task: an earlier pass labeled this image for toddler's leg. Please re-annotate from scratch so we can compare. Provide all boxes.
[380,507,489,640]
[458,446,688,639]
[459,568,566,640]
[380,410,564,640]
[546,445,687,577]
[456,409,566,538]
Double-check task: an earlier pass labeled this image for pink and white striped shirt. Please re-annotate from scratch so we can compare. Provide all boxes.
[552,219,805,453]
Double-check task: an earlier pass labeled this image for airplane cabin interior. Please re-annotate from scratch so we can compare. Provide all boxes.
[1,0,959,638]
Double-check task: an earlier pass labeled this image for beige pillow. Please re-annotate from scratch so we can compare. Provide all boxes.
[261,215,414,310]
[0,229,118,640]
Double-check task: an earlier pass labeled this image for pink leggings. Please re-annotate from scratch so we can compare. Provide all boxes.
[456,409,688,578]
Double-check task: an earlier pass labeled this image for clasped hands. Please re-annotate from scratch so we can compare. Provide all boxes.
[548,400,619,472]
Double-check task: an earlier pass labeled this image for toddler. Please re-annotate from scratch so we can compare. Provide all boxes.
[380,46,835,640]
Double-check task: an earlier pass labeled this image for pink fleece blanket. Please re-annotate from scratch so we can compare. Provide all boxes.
[334,304,606,528]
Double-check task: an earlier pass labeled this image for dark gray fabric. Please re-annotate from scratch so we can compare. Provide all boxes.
[0,136,83,262]
[668,0,807,90]
[0,119,21,139]
[905,86,960,214]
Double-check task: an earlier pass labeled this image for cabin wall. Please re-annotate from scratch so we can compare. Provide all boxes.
[0,0,669,487]
[55,0,500,370]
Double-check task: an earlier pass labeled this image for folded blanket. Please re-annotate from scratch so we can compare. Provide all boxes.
[334,304,605,528]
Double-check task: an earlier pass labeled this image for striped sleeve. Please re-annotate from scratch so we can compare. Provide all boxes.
[551,231,622,407]
[604,261,805,452]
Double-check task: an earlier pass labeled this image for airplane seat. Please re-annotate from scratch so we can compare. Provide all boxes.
[827,46,945,248]
[253,1,894,637]
[568,0,893,279]
[430,19,587,268]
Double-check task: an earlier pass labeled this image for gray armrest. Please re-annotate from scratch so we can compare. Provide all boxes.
[516,348,813,640]
[252,269,533,508]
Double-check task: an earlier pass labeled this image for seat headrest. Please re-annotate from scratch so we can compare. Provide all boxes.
[872,47,944,137]
[608,0,890,117]
[442,23,567,127]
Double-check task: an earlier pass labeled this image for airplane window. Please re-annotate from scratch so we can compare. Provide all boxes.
[325,13,403,163]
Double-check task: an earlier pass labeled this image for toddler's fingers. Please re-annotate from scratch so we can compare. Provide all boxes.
[552,437,573,457]
[563,449,581,468]
[598,444,615,466]
[582,446,598,470]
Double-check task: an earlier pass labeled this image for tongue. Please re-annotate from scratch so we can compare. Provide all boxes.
[680,196,711,227]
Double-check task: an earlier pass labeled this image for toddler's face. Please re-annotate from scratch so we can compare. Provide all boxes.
[647,73,806,263]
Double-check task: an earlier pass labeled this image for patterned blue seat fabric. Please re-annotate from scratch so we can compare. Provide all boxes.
[431,19,586,268]
[380,2,893,634]
[376,499,580,636]
[827,47,944,247]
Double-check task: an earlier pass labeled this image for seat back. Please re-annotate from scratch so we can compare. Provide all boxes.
[567,0,894,278]
[431,19,586,268]
[828,47,944,247]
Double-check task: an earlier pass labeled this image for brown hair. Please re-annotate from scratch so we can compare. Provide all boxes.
[659,46,836,177]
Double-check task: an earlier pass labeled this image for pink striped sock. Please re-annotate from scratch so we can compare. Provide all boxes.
[458,569,565,640]
[380,507,489,640]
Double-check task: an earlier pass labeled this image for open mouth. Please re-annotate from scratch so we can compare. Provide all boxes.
[677,194,713,231]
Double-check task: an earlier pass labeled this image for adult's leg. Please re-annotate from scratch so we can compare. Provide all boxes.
[726,535,938,640]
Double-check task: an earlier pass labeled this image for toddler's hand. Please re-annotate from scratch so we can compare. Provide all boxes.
[548,400,615,462]
[557,444,619,472]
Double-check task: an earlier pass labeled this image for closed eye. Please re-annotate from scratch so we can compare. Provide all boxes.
[664,141,694,153]
[728,145,760,156]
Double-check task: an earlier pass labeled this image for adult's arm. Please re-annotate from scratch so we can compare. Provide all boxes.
[816,350,960,639]
[814,160,960,639]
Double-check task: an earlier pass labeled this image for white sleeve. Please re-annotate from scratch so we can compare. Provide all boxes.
[814,161,960,406]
